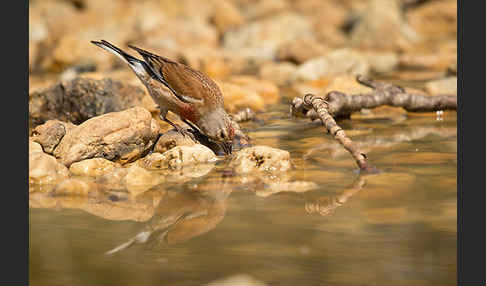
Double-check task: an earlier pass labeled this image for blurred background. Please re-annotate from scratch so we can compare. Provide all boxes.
[29,1,458,285]
[29,0,457,99]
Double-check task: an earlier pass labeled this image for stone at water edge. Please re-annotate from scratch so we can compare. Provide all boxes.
[153,129,197,154]
[53,107,160,167]
[69,158,120,177]
[123,165,163,196]
[29,143,70,186]
[229,146,292,173]
[137,144,217,170]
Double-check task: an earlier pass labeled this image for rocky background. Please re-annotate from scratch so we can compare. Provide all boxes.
[29,0,457,193]
[29,0,457,105]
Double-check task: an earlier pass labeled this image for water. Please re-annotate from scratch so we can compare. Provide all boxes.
[29,86,457,286]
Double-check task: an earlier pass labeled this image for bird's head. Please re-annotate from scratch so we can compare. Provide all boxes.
[198,109,235,154]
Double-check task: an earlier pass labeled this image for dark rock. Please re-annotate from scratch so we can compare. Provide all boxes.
[29,77,148,132]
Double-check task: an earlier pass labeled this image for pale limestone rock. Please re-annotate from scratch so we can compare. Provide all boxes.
[52,178,96,196]
[230,146,291,173]
[292,49,370,82]
[29,150,70,186]
[425,77,457,96]
[223,13,314,60]
[53,107,160,167]
[69,158,120,177]
[31,120,76,154]
[153,130,196,154]
[259,62,298,86]
[256,181,318,197]
[204,274,268,286]
[138,145,217,170]
[123,165,162,196]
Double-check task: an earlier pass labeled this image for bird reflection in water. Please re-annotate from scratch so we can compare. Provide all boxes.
[105,172,234,255]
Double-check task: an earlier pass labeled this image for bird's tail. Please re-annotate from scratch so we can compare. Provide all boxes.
[104,230,153,256]
[91,40,149,78]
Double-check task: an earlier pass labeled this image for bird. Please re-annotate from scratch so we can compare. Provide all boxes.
[91,40,234,154]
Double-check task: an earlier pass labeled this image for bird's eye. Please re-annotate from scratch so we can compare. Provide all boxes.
[220,130,226,140]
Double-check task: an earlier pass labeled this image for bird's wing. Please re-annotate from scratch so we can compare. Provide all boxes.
[128,45,223,106]
[92,40,190,104]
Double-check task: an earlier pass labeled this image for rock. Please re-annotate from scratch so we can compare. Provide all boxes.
[164,164,216,183]
[256,181,318,197]
[447,61,457,76]
[28,0,79,73]
[140,16,219,53]
[29,190,163,222]
[123,165,162,196]
[209,0,245,34]
[398,52,456,71]
[29,77,150,130]
[407,0,457,40]
[29,150,70,186]
[69,158,120,177]
[259,62,298,86]
[53,107,160,167]
[223,12,314,60]
[230,146,292,173]
[29,139,43,154]
[322,76,373,95]
[203,274,268,286]
[276,38,330,64]
[43,0,140,73]
[292,49,370,82]
[153,130,196,154]
[290,78,332,97]
[349,0,420,50]
[226,76,280,105]
[178,47,239,79]
[425,77,457,96]
[95,168,129,191]
[52,178,97,196]
[31,120,77,154]
[242,0,289,20]
[296,0,348,47]
[217,76,280,113]
[218,81,265,113]
[361,51,399,74]
[137,145,217,170]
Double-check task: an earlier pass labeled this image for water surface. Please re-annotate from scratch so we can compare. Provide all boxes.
[29,84,457,286]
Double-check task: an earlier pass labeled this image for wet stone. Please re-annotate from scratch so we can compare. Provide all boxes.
[203,274,268,286]
[153,130,196,154]
[52,178,96,196]
[69,158,120,177]
[138,144,217,170]
[30,150,70,186]
[230,146,292,173]
[123,165,163,196]
[256,180,318,197]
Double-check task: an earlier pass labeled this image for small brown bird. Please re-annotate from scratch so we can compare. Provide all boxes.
[91,40,234,154]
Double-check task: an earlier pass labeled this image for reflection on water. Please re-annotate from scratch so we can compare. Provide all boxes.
[30,92,456,285]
